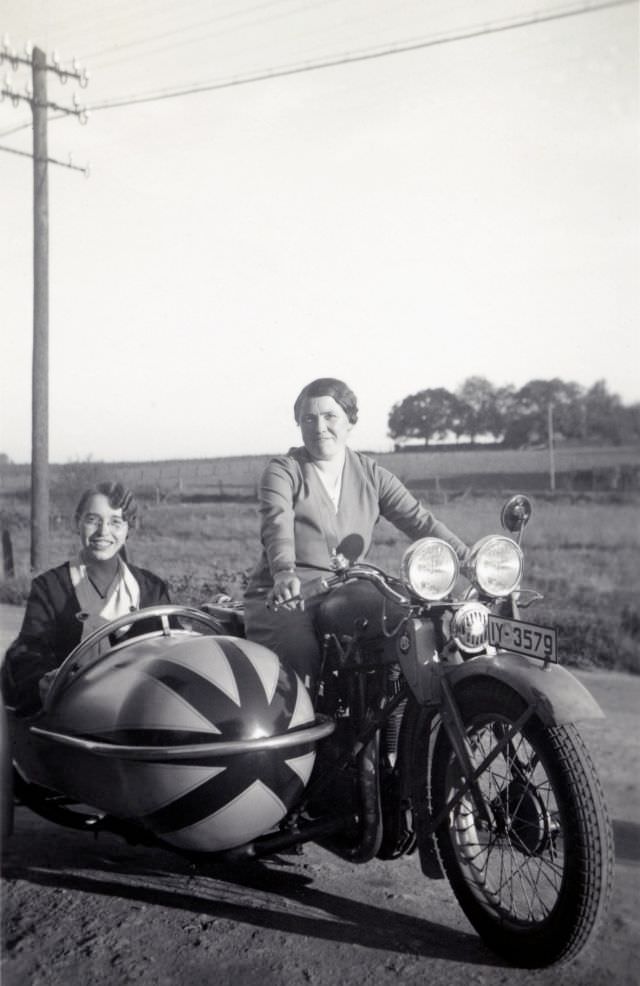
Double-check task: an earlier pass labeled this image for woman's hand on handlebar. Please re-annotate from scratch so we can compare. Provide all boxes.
[268,570,303,611]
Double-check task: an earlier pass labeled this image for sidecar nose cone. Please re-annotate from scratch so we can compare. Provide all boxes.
[42,635,319,852]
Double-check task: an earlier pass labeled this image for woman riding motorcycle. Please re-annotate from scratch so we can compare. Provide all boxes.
[243,376,469,693]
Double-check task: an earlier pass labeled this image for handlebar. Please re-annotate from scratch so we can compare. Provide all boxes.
[293,564,412,609]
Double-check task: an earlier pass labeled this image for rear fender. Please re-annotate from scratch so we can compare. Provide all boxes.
[447,653,604,726]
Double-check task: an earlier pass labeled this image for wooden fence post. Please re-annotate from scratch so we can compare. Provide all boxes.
[2,529,15,579]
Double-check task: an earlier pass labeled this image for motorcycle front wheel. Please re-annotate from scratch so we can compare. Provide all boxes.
[429,679,613,968]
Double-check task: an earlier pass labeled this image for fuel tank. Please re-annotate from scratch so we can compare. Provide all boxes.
[316,579,408,644]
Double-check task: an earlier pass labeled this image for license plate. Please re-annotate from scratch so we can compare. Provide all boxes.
[487,614,558,663]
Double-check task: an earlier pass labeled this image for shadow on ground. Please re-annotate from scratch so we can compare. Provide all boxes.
[613,819,640,864]
[2,814,497,966]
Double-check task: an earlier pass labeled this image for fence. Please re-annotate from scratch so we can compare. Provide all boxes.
[1,445,639,502]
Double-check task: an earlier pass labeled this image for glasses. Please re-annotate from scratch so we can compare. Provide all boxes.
[81,513,128,532]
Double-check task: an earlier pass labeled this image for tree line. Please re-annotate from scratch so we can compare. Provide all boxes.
[388,377,640,448]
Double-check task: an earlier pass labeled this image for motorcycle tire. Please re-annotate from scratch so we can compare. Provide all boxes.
[429,678,613,968]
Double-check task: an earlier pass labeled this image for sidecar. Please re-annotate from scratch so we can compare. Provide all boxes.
[1,606,334,853]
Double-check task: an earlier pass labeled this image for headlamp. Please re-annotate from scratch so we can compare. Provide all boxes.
[466,535,523,597]
[401,538,459,601]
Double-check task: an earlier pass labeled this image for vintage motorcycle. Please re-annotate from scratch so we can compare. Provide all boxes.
[1,494,613,968]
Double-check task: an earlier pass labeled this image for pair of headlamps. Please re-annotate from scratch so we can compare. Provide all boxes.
[400,535,523,602]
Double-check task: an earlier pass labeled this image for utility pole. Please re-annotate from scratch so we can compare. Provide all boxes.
[31,47,49,573]
[547,402,556,493]
[1,38,89,571]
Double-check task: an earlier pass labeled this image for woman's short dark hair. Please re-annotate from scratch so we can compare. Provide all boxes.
[293,378,359,425]
[74,481,138,526]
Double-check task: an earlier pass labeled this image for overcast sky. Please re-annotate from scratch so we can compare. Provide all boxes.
[1,0,638,464]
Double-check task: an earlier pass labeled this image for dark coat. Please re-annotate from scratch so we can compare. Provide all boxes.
[2,561,170,714]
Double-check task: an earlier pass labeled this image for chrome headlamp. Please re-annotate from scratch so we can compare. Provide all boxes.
[466,535,523,597]
[401,538,459,601]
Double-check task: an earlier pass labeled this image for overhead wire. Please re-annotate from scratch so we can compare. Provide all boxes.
[24,0,222,48]
[0,0,634,140]
[36,0,339,74]
[83,0,330,64]
[84,0,639,112]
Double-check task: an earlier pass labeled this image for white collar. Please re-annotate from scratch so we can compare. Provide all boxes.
[69,555,141,641]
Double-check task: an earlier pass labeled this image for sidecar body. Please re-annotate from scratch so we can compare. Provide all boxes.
[3,606,333,853]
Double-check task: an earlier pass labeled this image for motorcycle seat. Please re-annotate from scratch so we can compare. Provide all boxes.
[201,601,246,637]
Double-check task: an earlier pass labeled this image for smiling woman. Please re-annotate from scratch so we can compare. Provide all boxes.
[1,481,170,715]
[243,377,470,695]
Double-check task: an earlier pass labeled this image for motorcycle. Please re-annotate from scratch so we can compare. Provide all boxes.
[1,494,613,968]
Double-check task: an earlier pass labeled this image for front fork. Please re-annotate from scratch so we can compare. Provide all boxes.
[424,672,535,838]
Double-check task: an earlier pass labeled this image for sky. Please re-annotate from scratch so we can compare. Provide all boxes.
[1,0,638,464]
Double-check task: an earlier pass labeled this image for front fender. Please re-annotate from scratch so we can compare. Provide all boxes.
[447,652,604,726]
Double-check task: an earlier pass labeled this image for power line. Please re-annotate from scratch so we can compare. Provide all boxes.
[84,0,635,113]
[0,0,633,137]
[83,0,320,63]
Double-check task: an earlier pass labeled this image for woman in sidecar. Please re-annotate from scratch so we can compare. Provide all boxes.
[1,482,333,854]
[2,481,170,715]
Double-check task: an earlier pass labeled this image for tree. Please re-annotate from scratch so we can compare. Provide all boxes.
[494,384,518,433]
[456,376,504,442]
[503,378,584,447]
[622,403,640,443]
[582,380,632,445]
[389,377,639,450]
[388,388,465,446]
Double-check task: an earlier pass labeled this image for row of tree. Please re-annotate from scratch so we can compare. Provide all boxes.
[388,378,640,448]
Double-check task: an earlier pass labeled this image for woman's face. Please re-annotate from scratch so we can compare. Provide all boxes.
[77,493,128,563]
[298,395,353,461]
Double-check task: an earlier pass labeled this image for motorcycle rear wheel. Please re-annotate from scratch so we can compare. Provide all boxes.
[430,679,613,967]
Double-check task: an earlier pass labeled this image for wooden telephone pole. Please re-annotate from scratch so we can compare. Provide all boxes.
[547,402,556,493]
[1,39,89,570]
[31,47,50,571]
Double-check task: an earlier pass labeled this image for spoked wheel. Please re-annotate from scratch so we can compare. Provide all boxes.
[430,680,613,967]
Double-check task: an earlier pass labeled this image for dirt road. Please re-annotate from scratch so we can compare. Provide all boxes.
[1,604,638,986]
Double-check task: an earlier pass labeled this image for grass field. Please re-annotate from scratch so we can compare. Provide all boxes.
[1,494,639,673]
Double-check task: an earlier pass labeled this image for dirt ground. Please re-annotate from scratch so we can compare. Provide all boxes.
[1,604,639,986]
